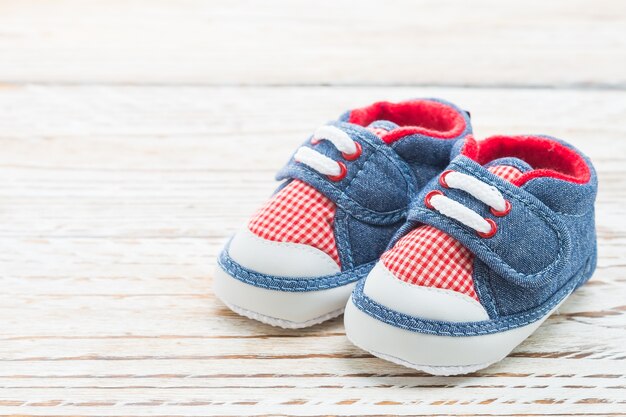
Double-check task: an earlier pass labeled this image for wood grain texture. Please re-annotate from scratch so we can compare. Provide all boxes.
[0,85,624,416]
[0,0,625,87]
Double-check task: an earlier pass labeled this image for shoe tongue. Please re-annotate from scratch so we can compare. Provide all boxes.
[484,157,533,184]
[365,120,400,138]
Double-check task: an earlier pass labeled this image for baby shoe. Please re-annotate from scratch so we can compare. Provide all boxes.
[214,98,472,328]
[345,134,597,374]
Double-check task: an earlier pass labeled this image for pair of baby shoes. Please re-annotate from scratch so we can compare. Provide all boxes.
[214,98,597,375]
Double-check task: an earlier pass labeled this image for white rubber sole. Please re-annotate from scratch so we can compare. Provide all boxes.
[344,297,562,376]
[213,265,356,329]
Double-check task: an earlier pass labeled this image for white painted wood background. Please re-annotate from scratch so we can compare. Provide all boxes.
[0,1,624,416]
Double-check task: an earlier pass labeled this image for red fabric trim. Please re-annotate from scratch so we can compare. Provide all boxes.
[463,135,590,184]
[348,100,467,143]
[459,134,478,158]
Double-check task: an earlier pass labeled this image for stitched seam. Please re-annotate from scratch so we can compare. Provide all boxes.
[292,168,408,224]
[340,124,417,197]
[554,207,594,218]
[353,253,594,336]
[358,266,580,332]
[218,246,374,291]
[334,208,354,269]
[484,267,503,318]
[337,125,413,221]
[341,136,381,198]
[413,207,562,283]
[472,259,498,319]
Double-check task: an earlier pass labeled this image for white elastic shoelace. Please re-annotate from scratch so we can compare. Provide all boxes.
[426,170,510,237]
[294,125,360,178]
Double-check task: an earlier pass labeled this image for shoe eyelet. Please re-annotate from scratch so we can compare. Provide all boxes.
[439,170,454,188]
[327,162,347,182]
[341,142,362,161]
[490,200,511,217]
[424,190,444,210]
[477,218,497,238]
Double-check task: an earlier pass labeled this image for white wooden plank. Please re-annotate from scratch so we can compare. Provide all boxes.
[0,381,624,416]
[0,1,624,86]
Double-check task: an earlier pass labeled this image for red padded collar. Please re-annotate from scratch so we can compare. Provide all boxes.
[462,135,591,185]
[348,100,467,143]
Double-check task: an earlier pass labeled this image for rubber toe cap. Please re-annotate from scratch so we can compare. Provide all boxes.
[362,262,489,322]
[228,228,341,278]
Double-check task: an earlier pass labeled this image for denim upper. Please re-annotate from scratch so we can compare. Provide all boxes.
[352,135,598,334]
[276,99,473,270]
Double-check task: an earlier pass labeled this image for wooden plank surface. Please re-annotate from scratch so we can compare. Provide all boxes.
[0,85,624,416]
[0,0,625,87]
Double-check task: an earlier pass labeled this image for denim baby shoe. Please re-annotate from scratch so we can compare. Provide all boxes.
[214,98,472,328]
[345,134,597,374]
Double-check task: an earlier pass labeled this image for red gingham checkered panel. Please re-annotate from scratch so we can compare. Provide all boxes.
[248,180,340,267]
[381,165,524,301]
[382,225,478,299]
[247,126,393,269]
[488,164,525,183]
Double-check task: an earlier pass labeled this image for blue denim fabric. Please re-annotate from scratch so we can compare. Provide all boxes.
[353,137,597,333]
[221,98,472,292]
[218,239,376,291]
[276,122,417,224]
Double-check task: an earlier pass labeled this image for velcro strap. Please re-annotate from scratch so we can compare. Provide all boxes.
[407,157,571,288]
